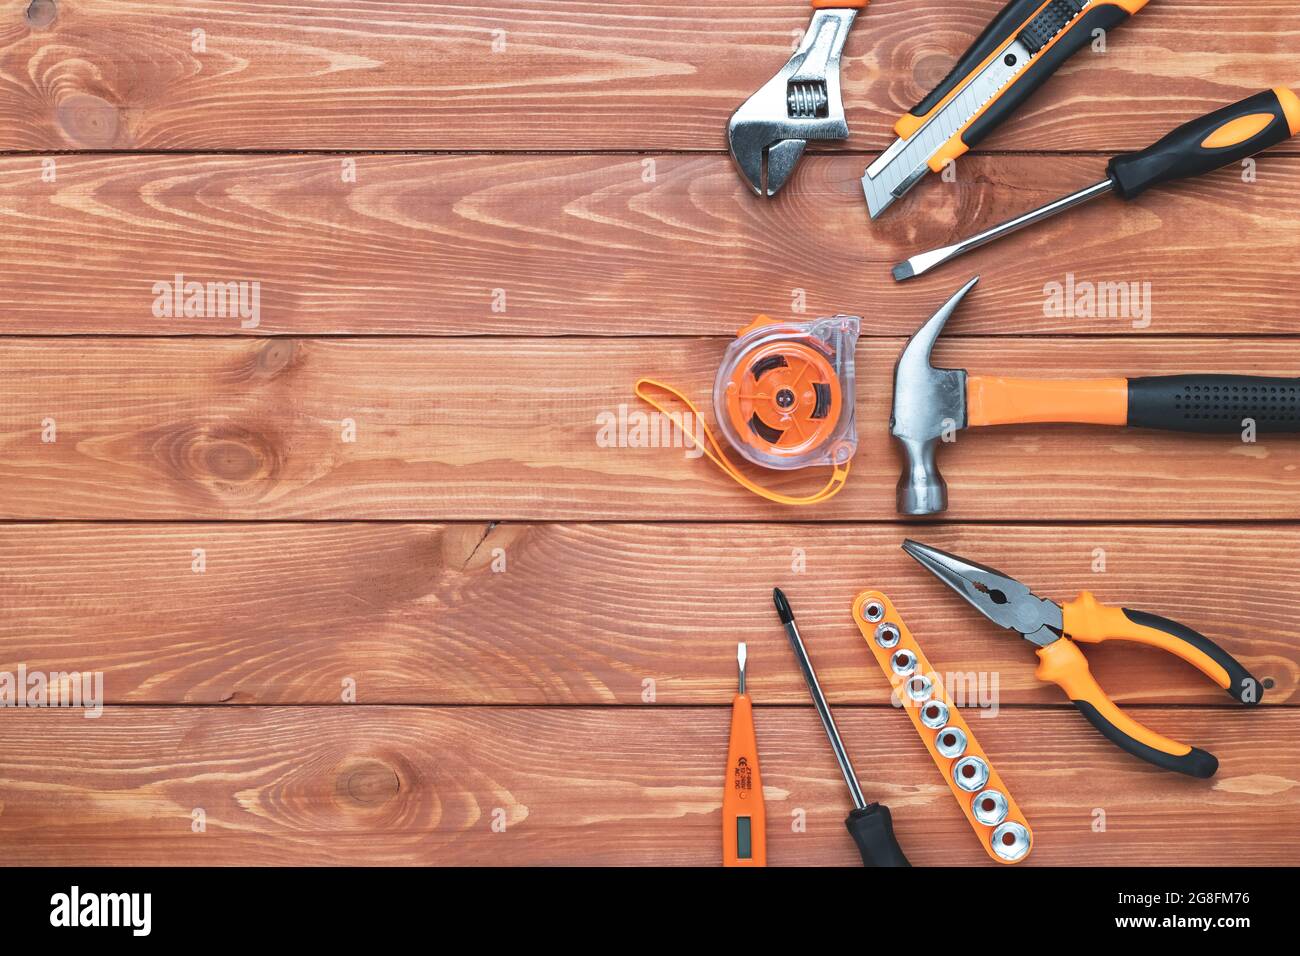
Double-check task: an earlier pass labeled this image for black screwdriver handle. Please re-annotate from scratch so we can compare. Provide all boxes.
[1127,376,1300,434]
[1108,88,1300,200]
[845,803,911,867]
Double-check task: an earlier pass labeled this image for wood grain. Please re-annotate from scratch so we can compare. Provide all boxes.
[1,336,1297,521]
[0,706,1291,866]
[1,522,1294,706]
[2,152,1299,336]
[1,0,1297,870]
[0,0,1295,152]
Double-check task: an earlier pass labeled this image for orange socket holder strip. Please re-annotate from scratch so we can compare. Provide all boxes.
[853,590,1033,864]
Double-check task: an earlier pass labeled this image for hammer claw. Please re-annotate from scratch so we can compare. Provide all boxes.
[908,276,980,366]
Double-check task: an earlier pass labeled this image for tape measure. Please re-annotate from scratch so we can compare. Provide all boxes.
[636,315,860,506]
[715,315,858,471]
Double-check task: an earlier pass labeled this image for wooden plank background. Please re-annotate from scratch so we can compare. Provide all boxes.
[0,0,1297,866]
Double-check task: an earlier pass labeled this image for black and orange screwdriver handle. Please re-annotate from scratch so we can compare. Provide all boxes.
[723,645,766,867]
[967,375,1300,433]
[1107,88,1300,199]
[1036,592,1262,779]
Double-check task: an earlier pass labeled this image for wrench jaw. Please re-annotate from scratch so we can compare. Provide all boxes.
[726,8,857,197]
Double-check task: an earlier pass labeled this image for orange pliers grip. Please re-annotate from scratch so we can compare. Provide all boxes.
[1035,591,1263,779]
[1061,592,1260,702]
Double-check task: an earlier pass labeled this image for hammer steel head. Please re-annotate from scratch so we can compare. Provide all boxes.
[890,277,979,516]
[727,8,857,197]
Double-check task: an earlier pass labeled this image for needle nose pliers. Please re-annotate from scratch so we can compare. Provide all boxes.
[902,540,1263,779]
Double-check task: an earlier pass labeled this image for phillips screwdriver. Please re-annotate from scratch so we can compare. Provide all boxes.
[893,87,1300,281]
[772,588,910,867]
[723,642,767,866]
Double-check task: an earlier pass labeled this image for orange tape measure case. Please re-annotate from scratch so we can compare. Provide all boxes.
[715,314,860,471]
[635,314,861,506]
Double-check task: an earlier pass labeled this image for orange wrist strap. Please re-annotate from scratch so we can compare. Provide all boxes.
[634,378,850,507]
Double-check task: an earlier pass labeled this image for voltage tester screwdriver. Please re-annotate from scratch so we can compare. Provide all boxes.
[864,0,1151,219]
[894,87,1300,280]
[723,642,767,867]
[773,588,910,867]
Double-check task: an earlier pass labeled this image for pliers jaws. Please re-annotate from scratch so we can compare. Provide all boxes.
[902,540,1063,646]
[727,7,858,197]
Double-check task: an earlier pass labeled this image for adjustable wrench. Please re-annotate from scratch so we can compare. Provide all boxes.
[728,1,867,197]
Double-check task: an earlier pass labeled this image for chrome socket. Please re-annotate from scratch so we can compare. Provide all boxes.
[862,600,885,623]
[890,649,917,678]
[905,674,934,703]
[920,700,949,730]
[935,726,967,759]
[952,755,989,792]
[972,788,1009,826]
[874,622,901,648]
[991,821,1031,862]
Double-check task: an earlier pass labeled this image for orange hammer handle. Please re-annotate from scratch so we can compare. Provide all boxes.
[967,375,1128,427]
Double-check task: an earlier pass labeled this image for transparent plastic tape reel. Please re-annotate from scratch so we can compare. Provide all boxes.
[713,315,861,471]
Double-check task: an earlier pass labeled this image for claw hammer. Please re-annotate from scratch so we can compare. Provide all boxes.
[891,277,1300,515]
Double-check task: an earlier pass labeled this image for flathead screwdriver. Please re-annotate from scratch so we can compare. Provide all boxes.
[773,588,910,867]
[893,88,1300,282]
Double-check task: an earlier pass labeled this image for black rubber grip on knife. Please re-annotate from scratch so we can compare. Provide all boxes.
[1127,376,1300,433]
[1121,608,1264,706]
[961,3,1136,150]
[845,804,911,867]
[1018,0,1087,55]
[1107,89,1298,200]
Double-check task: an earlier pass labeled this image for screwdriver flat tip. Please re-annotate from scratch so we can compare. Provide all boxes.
[891,261,916,282]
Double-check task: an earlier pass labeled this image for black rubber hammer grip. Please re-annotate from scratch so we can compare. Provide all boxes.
[1127,376,1300,433]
